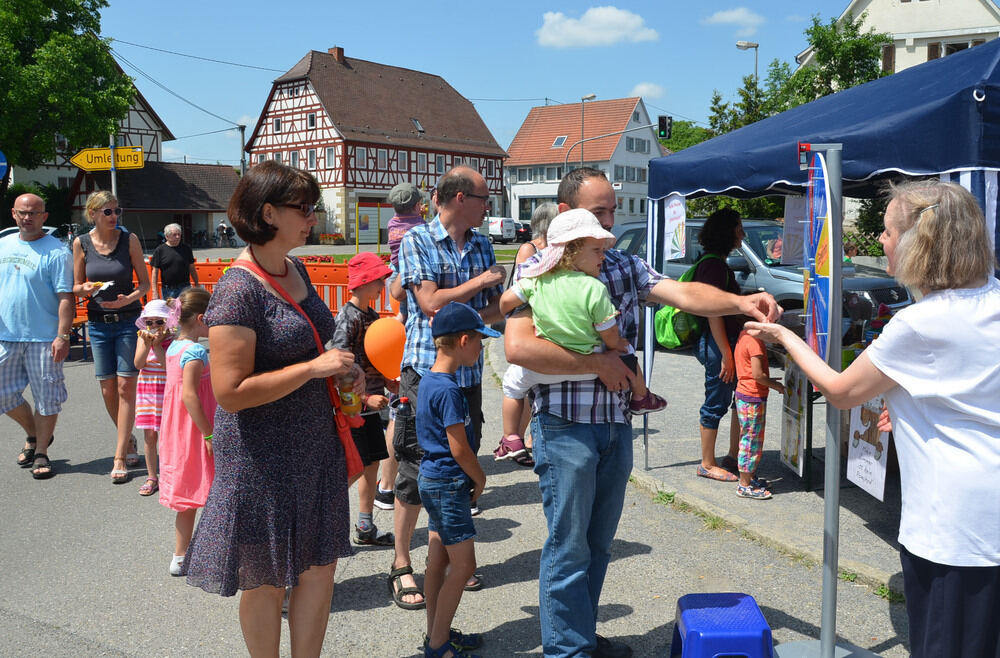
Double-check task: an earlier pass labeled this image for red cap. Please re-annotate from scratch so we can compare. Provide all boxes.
[347,252,392,290]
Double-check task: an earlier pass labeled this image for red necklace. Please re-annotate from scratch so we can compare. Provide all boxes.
[248,245,289,277]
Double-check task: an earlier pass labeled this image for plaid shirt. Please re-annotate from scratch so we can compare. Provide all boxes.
[519,248,665,425]
[398,217,502,387]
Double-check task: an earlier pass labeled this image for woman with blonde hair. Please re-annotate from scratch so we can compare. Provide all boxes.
[73,190,151,483]
[747,180,999,658]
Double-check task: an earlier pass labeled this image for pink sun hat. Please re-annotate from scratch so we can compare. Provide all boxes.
[136,298,180,331]
[519,208,616,278]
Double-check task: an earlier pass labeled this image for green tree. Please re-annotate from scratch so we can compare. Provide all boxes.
[0,0,134,192]
[660,119,712,153]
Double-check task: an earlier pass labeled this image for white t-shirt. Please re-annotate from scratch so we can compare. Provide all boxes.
[867,277,1000,567]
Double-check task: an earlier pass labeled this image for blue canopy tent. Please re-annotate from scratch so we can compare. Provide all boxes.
[643,38,1000,658]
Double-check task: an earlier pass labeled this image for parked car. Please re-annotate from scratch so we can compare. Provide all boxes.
[485,216,515,244]
[0,225,60,240]
[613,218,911,346]
[514,221,532,243]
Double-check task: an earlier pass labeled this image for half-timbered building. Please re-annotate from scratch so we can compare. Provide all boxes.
[246,46,506,242]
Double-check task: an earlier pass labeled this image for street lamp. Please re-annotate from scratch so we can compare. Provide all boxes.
[580,93,596,166]
[736,40,759,82]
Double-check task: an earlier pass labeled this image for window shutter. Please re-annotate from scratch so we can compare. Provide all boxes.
[882,45,895,73]
[928,42,940,60]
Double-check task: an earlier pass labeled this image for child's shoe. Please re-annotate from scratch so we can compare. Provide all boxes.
[374,480,395,510]
[736,484,772,500]
[169,554,185,576]
[493,435,527,460]
[628,392,667,415]
[354,523,394,546]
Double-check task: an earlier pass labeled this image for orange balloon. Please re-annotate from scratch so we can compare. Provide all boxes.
[364,317,405,380]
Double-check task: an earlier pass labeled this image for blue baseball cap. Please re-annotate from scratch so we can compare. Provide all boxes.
[432,301,501,338]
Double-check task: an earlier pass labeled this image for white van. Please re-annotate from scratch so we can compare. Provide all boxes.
[486,216,515,244]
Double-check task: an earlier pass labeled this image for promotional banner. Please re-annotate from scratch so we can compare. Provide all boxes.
[847,399,890,501]
[780,358,809,477]
[782,194,806,265]
[662,193,686,261]
[804,152,832,362]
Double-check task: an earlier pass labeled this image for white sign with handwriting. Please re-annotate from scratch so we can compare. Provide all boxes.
[846,398,890,501]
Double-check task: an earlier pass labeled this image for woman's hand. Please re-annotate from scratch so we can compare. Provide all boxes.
[99,294,131,310]
[365,394,389,410]
[719,350,735,383]
[80,281,103,296]
[744,321,790,345]
[310,348,355,379]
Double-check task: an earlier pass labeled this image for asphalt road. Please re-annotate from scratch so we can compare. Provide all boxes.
[0,331,910,657]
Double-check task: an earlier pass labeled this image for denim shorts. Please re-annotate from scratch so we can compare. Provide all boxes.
[88,315,140,380]
[418,473,476,546]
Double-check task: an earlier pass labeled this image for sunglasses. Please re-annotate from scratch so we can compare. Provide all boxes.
[102,208,124,217]
[280,203,316,216]
[144,319,166,328]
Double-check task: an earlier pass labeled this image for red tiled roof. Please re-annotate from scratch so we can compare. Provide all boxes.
[259,50,505,158]
[506,97,641,166]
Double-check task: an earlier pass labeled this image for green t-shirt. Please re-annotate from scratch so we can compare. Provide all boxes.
[515,269,618,354]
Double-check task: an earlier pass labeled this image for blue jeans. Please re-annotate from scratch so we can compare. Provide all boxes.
[161,284,188,300]
[531,412,632,658]
[694,331,735,429]
[88,316,140,380]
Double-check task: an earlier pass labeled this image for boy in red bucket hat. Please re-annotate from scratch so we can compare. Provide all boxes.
[330,252,397,545]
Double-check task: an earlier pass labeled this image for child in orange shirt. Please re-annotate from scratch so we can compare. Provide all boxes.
[733,329,785,499]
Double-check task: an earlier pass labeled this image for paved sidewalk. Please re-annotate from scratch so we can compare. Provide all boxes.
[485,338,905,596]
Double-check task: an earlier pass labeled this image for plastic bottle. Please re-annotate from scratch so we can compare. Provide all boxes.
[396,396,413,418]
[338,374,362,415]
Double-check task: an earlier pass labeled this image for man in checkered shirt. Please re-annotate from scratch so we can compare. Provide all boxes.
[388,166,505,609]
[506,168,781,658]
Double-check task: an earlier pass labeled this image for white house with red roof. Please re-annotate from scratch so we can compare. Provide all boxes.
[505,97,664,223]
[246,47,506,242]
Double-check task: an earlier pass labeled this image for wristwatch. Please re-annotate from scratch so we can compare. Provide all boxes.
[57,333,71,340]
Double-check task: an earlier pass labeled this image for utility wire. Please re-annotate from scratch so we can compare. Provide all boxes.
[643,101,709,127]
[111,48,240,127]
[172,127,243,141]
[110,38,284,72]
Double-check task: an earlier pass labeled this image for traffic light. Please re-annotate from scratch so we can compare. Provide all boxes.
[657,115,672,140]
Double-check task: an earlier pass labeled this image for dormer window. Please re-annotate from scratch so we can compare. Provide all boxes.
[552,135,567,148]
[411,118,425,133]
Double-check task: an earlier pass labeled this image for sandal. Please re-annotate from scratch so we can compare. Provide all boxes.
[126,435,140,467]
[512,450,535,468]
[17,436,37,468]
[464,573,484,591]
[388,564,425,610]
[423,627,484,652]
[696,465,738,482]
[354,523,394,546]
[138,477,159,496]
[31,453,54,480]
[111,457,128,484]
[424,640,479,658]
[736,484,773,499]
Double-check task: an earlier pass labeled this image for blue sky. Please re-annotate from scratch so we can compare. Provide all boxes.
[99,1,850,167]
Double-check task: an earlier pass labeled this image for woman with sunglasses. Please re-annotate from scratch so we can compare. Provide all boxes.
[184,161,358,656]
[73,190,151,484]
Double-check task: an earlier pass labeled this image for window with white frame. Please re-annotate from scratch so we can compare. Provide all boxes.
[545,166,562,181]
[517,168,528,182]
[633,111,640,122]
[274,152,282,164]
[398,151,408,171]
[638,168,647,183]
[629,198,635,214]
[417,153,427,172]
[626,166,636,183]
[257,154,265,165]
[326,147,336,169]
[377,149,387,169]
[614,165,625,182]
[639,198,647,214]
[617,198,623,210]
[307,113,316,129]
[552,135,567,147]
[487,160,495,177]
[356,147,367,168]
[532,167,544,182]
[290,151,299,169]
[436,155,445,173]
[626,136,635,152]
[307,149,316,169]
[273,118,281,133]
[470,157,479,171]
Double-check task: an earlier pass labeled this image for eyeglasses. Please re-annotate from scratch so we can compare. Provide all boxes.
[144,319,166,328]
[13,209,45,219]
[102,208,124,217]
[464,193,490,202]
[280,203,316,216]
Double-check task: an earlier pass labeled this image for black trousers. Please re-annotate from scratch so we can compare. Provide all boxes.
[900,544,1000,658]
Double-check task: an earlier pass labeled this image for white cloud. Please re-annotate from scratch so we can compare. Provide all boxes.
[163,145,186,161]
[630,82,664,98]
[786,14,806,23]
[701,7,766,37]
[537,6,658,48]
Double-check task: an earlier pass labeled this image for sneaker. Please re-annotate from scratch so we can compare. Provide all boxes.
[628,392,667,415]
[169,555,184,576]
[595,634,633,657]
[354,523,394,546]
[750,476,771,490]
[493,435,527,461]
[470,503,481,517]
[736,484,772,500]
[374,481,395,510]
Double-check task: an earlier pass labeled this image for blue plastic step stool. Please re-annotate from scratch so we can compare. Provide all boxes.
[670,592,773,658]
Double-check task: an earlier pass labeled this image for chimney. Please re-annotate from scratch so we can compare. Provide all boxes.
[328,46,345,63]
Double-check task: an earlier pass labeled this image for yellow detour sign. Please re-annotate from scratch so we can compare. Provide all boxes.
[70,147,144,171]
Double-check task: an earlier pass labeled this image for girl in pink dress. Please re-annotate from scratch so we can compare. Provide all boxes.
[158,287,215,576]
[133,299,179,496]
